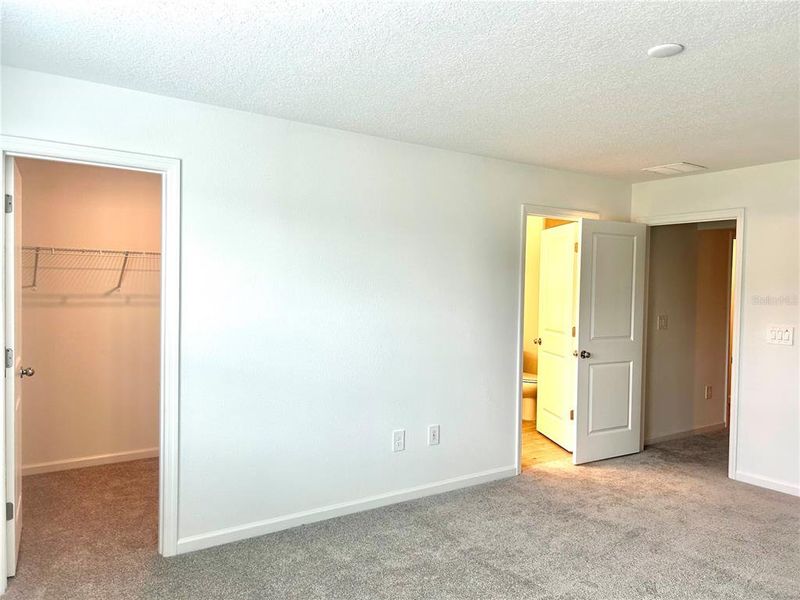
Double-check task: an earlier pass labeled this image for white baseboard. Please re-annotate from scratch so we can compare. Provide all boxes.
[644,423,726,445]
[734,471,800,497]
[176,465,517,554]
[22,447,159,476]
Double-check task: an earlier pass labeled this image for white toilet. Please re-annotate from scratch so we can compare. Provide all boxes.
[521,372,538,421]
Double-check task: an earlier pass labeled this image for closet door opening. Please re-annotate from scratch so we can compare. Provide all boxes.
[7,157,162,581]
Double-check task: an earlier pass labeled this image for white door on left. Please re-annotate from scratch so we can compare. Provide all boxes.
[4,157,32,576]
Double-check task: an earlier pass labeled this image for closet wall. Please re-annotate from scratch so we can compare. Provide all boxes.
[18,158,161,474]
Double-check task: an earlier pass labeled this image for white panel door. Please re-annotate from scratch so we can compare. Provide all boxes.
[573,219,646,464]
[4,157,27,576]
[536,222,579,452]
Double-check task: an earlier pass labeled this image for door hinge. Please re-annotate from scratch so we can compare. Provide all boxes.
[4,194,12,214]
[5,502,12,521]
[569,409,575,421]
[5,348,12,369]
[574,242,578,253]
[571,326,576,337]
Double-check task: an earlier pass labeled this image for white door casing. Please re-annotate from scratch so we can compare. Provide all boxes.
[573,219,646,465]
[536,222,579,452]
[3,158,23,575]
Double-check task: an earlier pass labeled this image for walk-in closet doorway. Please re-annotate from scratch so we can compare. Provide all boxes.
[0,137,181,593]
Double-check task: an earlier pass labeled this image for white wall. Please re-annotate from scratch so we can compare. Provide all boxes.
[1,67,631,549]
[633,161,800,496]
[645,224,731,442]
[17,158,161,474]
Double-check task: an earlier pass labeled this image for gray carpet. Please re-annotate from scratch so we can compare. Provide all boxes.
[6,432,799,599]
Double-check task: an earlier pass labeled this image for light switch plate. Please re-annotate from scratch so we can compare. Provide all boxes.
[428,424,440,446]
[768,325,794,346]
[392,429,405,452]
[657,314,668,330]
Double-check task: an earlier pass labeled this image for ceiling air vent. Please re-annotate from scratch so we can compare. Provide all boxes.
[641,162,707,175]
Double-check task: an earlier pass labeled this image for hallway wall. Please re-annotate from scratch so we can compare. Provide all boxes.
[645,224,732,442]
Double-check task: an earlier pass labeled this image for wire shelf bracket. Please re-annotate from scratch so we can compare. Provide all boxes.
[107,251,130,295]
[22,246,40,291]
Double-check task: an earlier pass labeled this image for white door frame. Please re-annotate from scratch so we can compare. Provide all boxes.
[515,204,599,474]
[633,208,745,481]
[0,136,181,591]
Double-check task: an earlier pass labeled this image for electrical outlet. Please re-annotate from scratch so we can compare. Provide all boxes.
[704,385,712,400]
[392,429,405,452]
[657,314,668,330]
[428,425,440,446]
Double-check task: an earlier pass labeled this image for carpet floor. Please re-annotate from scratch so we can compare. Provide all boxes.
[6,432,799,599]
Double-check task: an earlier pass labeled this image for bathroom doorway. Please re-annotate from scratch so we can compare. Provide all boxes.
[518,209,593,471]
[520,216,575,469]
[517,207,649,470]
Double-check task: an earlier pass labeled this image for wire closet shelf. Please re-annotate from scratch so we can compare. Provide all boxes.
[22,245,161,295]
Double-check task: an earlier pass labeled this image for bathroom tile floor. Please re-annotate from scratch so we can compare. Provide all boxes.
[520,419,570,470]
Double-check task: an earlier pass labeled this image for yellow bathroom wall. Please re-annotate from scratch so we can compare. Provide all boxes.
[522,217,545,374]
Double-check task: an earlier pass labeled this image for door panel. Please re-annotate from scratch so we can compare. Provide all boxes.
[4,157,23,576]
[588,361,632,433]
[589,234,636,339]
[574,219,646,464]
[536,222,578,452]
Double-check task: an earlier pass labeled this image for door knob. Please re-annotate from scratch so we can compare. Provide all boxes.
[19,367,35,378]
[579,350,591,359]
[534,337,542,345]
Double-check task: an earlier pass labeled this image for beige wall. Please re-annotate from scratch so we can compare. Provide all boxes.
[522,217,544,373]
[18,158,161,473]
[694,228,734,427]
[645,224,732,442]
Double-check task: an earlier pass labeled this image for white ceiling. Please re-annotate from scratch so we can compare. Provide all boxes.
[2,1,798,181]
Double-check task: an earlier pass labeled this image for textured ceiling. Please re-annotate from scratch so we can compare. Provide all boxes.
[2,1,799,181]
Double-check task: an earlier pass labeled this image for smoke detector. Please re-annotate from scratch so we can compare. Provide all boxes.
[641,162,707,176]
[647,43,685,58]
